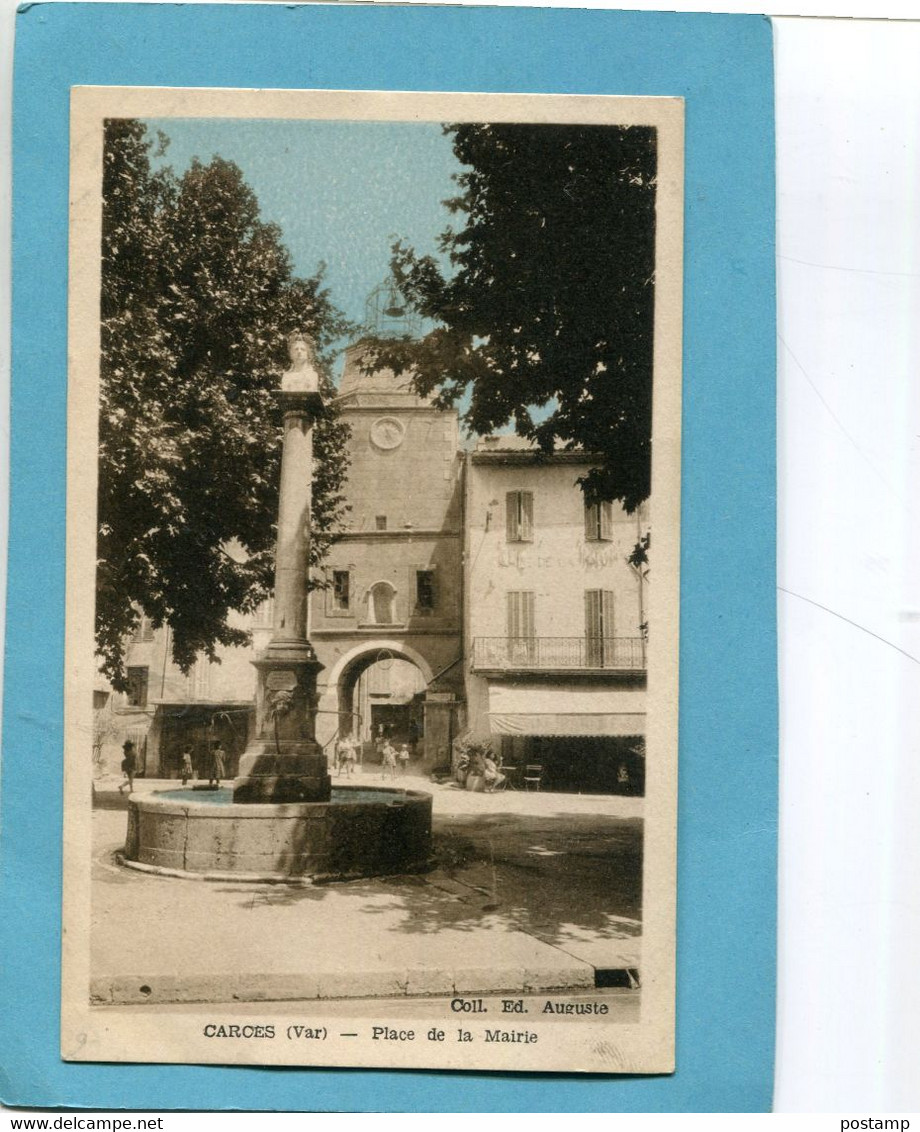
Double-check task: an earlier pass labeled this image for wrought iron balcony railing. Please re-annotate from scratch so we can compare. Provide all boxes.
[472,636,646,672]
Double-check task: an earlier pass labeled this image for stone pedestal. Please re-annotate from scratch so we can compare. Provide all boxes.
[233,384,331,804]
[233,643,330,802]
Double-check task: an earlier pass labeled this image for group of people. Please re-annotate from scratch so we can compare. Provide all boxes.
[116,739,228,792]
[332,733,413,779]
[466,750,507,792]
[178,740,226,786]
[333,735,359,777]
[454,744,508,793]
[380,739,411,779]
[118,729,423,795]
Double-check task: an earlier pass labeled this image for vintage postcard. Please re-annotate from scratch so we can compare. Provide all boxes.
[61,86,683,1074]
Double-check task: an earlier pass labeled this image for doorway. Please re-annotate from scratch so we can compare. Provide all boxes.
[339,652,426,763]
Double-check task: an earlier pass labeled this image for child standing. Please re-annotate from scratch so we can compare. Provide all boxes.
[397,743,410,777]
[180,744,194,786]
[118,740,137,795]
[209,740,226,787]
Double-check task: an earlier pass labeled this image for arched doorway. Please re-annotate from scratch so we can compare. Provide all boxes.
[338,649,427,764]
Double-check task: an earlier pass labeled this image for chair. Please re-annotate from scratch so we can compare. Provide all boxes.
[523,764,544,791]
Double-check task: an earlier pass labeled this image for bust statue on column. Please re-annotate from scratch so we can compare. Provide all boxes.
[232,331,329,803]
[281,330,321,394]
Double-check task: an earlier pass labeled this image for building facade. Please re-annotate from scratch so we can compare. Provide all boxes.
[311,341,465,767]
[96,346,647,793]
[96,336,466,778]
[93,606,274,780]
[463,435,648,793]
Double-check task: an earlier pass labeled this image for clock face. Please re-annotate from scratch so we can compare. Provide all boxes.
[370,416,405,450]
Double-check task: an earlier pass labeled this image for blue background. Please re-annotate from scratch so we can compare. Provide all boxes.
[4,4,776,1113]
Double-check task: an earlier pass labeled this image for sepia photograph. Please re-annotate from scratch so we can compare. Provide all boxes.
[62,87,683,1074]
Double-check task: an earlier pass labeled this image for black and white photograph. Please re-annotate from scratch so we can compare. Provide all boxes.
[62,87,683,1074]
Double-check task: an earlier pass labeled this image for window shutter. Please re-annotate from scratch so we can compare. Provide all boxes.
[585,590,602,637]
[585,590,602,666]
[127,666,149,708]
[195,659,210,699]
[601,590,615,635]
[584,502,595,540]
[521,492,533,541]
[522,591,535,638]
[507,591,535,639]
[600,502,613,540]
[506,492,517,540]
[506,491,534,541]
[603,590,616,665]
[507,591,520,639]
[133,615,154,643]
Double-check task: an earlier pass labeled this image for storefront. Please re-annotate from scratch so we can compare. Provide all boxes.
[488,683,646,795]
[151,701,254,779]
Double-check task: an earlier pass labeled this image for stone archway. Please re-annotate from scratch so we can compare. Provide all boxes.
[341,651,427,764]
[314,640,435,759]
[323,639,435,689]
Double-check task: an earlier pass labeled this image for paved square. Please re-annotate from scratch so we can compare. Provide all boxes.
[91,774,643,1006]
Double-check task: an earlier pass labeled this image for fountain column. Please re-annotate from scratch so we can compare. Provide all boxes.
[234,333,331,803]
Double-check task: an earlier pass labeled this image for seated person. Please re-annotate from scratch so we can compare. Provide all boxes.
[482,754,506,792]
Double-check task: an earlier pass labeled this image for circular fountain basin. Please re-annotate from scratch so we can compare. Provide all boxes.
[122,785,432,882]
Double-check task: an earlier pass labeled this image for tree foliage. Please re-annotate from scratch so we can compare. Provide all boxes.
[369,122,657,511]
[98,119,352,688]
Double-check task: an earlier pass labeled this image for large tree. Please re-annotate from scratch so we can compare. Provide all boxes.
[370,122,657,512]
[98,119,352,688]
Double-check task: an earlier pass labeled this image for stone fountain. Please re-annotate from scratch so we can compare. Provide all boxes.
[122,333,432,881]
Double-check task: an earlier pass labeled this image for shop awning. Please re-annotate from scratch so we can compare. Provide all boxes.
[487,684,645,737]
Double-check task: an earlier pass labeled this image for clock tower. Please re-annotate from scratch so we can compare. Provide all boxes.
[309,336,465,769]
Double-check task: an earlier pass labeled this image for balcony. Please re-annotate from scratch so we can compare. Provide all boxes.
[472,636,646,673]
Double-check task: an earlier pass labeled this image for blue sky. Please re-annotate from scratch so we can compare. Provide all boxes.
[146,117,462,370]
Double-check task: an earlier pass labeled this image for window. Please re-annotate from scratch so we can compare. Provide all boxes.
[132,614,154,643]
[332,570,351,612]
[195,659,210,700]
[375,515,388,531]
[506,591,536,661]
[416,569,436,611]
[184,658,210,701]
[126,666,149,708]
[505,491,533,542]
[369,581,396,625]
[584,500,614,541]
[183,658,211,701]
[585,590,615,666]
